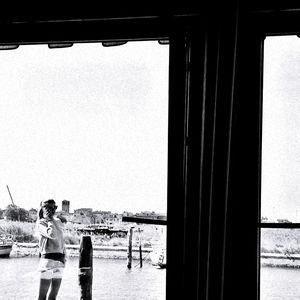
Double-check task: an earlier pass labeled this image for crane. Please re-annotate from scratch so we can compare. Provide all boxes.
[6,185,15,206]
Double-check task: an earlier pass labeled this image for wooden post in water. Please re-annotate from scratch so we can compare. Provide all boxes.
[138,228,143,268]
[127,227,133,269]
[139,244,142,267]
[79,235,93,300]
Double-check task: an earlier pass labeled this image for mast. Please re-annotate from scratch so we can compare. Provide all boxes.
[6,185,15,206]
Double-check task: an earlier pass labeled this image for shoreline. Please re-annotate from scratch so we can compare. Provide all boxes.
[10,245,300,268]
[10,242,153,261]
[261,252,300,268]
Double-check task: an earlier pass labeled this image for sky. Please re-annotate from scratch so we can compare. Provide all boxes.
[0,41,169,214]
[262,35,300,222]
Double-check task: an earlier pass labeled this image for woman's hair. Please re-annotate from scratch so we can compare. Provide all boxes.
[38,199,56,219]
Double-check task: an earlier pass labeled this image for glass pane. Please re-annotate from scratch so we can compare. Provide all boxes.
[0,41,168,299]
[262,36,300,223]
[261,228,300,299]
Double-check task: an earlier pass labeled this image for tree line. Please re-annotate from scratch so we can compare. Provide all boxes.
[0,205,32,222]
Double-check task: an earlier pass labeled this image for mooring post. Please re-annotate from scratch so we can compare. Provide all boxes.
[127,227,133,269]
[79,235,93,300]
[139,243,143,267]
[138,227,143,267]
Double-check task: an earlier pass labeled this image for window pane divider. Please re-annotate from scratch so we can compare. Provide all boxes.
[259,223,300,228]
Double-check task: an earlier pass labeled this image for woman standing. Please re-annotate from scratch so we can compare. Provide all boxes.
[36,199,67,300]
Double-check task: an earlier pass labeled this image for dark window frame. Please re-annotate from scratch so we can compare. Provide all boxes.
[5,8,299,299]
[0,15,198,300]
[245,8,300,300]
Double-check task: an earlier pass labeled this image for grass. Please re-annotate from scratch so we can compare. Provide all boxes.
[0,220,37,242]
[0,220,166,247]
[5,220,300,258]
[261,228,300,254]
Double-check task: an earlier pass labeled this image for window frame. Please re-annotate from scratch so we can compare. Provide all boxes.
[5,8,298,299]
[245,8,300,300]
[0,15,196,300]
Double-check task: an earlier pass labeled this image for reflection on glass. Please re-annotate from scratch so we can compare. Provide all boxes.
[262,36,300,223]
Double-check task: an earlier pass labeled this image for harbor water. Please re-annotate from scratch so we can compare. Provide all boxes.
[4,257,299,299]
[261,267,300,300]
[0,256,166,300]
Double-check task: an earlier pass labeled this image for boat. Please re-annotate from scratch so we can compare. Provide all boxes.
[77,225,128,238]
[149,227,167,269]
[150,246,167,269]
[0,235,13,257]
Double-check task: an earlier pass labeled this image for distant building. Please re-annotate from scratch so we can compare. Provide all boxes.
[62,200,70,213]
[136,211,156,217]
[135,211,166,219]
[72,208,93,224]
[102,213,122,225]
[91,213,105,224]
[72,212,91,225]
[74,208,93,216]
[122,211,134,217]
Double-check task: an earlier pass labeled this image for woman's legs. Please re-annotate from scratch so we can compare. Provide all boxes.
[47,278,62,300]
[37,278,51,300]
[38,267,63,300]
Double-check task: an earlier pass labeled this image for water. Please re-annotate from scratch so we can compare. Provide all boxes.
[261,267,300,300]
[4,258,300,299]
[0,257,166,300]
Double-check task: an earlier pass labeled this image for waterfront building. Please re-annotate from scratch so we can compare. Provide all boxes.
[74,208,93,217]
[91,213,104,224]
[135,211,166,220]
[122,211,134,217]
[72,209,92,224]
[62,200,70,213]
[102,213,122,225]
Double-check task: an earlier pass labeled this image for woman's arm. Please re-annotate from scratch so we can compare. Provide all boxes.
[56,214,67,223]
[37,219,57,239]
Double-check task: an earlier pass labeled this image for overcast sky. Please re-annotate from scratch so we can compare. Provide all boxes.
[262,35,300,222]
[0,41,169,214]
